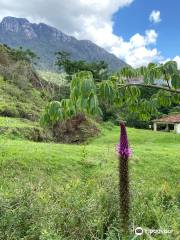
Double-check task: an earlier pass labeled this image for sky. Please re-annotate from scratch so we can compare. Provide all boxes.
[0,0,179,68]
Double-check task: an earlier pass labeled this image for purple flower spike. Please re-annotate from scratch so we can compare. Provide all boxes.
[117,122,132,159]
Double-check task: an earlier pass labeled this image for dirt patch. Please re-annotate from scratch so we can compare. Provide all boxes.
[52,114,100,143]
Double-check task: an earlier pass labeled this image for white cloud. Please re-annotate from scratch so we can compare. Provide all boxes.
[0,0,162,67]
[128,30,157,48]
[149,10,161,24]
[173,56,180,69]
[161,56,180,70]
[125,47,160,67]
[145,29,158,44]
[110,29,161,68]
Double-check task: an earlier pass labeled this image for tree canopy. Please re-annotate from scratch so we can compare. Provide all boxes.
[42,61,180,126]
[9,46,38,64]
[55,51,109,81]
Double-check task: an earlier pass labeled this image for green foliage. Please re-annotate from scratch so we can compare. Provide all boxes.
[116,61,180,120]
[119,66,138,80]
[42,71,101,126]
[152,90,180,108]
[4,44,179,128]
[143,63,160,84]
[119,85,179,129]
[98,80,116,104]
[98,79,159,122]
[55,51,109,81]
[71,71,101,114]
[42,61,180,127]
[162,61,178,76]
[119,60,180,89]
[0,45,69,121]
[2,44,180,125]
[0,75,46,120]
[169,105,180,114]
[10,46,38,64]
[171,74,180,89]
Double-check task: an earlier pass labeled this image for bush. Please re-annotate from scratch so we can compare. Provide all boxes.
[0,102,20,117]
[126,119,152,129]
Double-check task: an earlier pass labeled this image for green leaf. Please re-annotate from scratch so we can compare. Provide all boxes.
[171,74,180,89]
[163,61,178,75]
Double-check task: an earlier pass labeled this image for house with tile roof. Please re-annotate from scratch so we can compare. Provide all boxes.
[153,114,180,134]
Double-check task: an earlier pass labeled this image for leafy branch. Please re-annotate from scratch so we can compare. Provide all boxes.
[41,61,180,126]
[118,83,180,94]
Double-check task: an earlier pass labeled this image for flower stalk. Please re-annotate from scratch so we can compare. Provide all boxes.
[117,121,131,233]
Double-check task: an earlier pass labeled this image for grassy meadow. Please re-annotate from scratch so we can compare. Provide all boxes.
[0,118,179,239]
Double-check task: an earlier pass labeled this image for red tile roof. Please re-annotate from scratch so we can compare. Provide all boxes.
[153,114,180,123]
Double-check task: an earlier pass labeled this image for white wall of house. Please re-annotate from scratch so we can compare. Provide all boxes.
[174,123,180,134]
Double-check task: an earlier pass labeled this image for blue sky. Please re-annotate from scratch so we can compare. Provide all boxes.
[113,0,180,60]
[0,0,179,68]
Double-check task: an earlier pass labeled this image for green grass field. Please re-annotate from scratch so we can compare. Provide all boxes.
[0,119,179,239]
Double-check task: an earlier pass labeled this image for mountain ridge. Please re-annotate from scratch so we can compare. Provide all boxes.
[0,16,127,71]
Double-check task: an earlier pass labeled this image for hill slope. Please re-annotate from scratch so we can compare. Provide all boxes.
[0,44,68,121]
[0,16,127,71]
[0,45,100,143]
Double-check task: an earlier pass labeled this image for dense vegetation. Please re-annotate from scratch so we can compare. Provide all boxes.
[42,62,180,133]
[55,51,109,81]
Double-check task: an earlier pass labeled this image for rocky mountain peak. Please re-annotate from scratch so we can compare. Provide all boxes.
[33,22,73,42]
[0,16,37,39]
[0,16,127,71]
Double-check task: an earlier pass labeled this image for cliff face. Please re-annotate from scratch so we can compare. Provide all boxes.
[0,17,37,39]
[0,16,127,71]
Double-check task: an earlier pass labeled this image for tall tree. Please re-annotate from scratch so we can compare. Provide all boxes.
[55,51,109,81]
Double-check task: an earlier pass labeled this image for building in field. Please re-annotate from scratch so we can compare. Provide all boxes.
[153,114,180,134]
